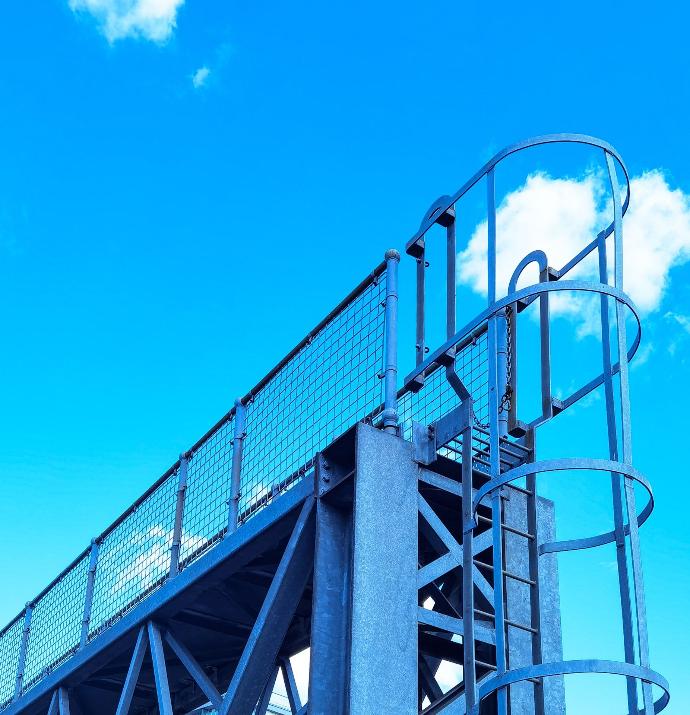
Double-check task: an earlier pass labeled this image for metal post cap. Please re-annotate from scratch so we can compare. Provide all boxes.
[385,249,401,262]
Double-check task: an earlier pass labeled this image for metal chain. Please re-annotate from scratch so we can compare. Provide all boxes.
[498,306,513,415]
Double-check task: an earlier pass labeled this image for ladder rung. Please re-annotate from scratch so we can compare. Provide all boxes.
[474,659,497,671]
[473,609,539,635]
[473,559,492,571]
[506,618,538,634]
[473,608,494,620]
[501,523,535,540]
[473,560,537,587]
[503,570,536,586]
[475,515,535,541]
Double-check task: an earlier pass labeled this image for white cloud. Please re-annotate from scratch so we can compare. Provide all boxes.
[665,311,690,333]
[457,170,690,336]
[69,0,185,43]
[665,311,690,357]
[192,65,210,88]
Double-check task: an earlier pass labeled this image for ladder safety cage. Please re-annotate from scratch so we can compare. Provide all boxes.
[403,133,668,715]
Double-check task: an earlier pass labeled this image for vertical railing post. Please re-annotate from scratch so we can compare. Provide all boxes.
[606,151,655,715]
[382,249,400,434]
[461,399,477,710]
[14,603,33,700]
[169,454,189,578]
[80,539,100,647]
[496,308,509,437]
[228,400,247,533]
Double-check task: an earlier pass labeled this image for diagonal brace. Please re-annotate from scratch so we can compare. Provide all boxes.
[115,626,149,715]
[218,498,315,715]
[164,627,223,709]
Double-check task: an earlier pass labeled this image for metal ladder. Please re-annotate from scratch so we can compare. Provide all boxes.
[472,430,545,714]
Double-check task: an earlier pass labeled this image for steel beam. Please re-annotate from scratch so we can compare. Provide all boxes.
[219,498,315,715]
[163,628,222,709]
[115,626,148,715]
[56,689,70,715]
[308,497,352,715]
[147,622,173,715]
[280,657,302,713]
[255,667,278,715]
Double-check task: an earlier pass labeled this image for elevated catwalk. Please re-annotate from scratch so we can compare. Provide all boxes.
[0,135,669,714]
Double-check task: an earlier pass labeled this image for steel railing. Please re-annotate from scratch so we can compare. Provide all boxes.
[0,255,406,707]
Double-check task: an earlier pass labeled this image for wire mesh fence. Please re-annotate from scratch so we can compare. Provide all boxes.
[398,326,489,439]
[181,415,235,566]
[0,263,388,705]
[0,618,22,709]
[23,556,89,692]
[87,470,179,639]
[239,273,387,522]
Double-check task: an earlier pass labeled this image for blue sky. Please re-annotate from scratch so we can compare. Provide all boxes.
[0,0,689,712]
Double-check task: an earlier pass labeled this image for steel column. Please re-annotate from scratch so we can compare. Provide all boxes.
[308,495,352,715]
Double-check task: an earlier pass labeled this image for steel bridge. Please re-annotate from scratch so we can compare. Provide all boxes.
[0,134,669,714]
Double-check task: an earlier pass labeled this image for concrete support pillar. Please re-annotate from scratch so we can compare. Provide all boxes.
[309,423,418,715]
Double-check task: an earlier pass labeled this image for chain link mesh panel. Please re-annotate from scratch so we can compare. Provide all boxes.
[239,273,386,522]
[399,328,489,439]
[0,618,21,709]
[22,556,89,693]
[88,471,178,639]
[180,415,235,567]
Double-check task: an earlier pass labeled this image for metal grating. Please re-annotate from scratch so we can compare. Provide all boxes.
[22,556,89,692]
[398,328,489,439]
[180,415,235,567]
[239,273,386,521]
[0,618,21,709]
[87,471,178,639]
